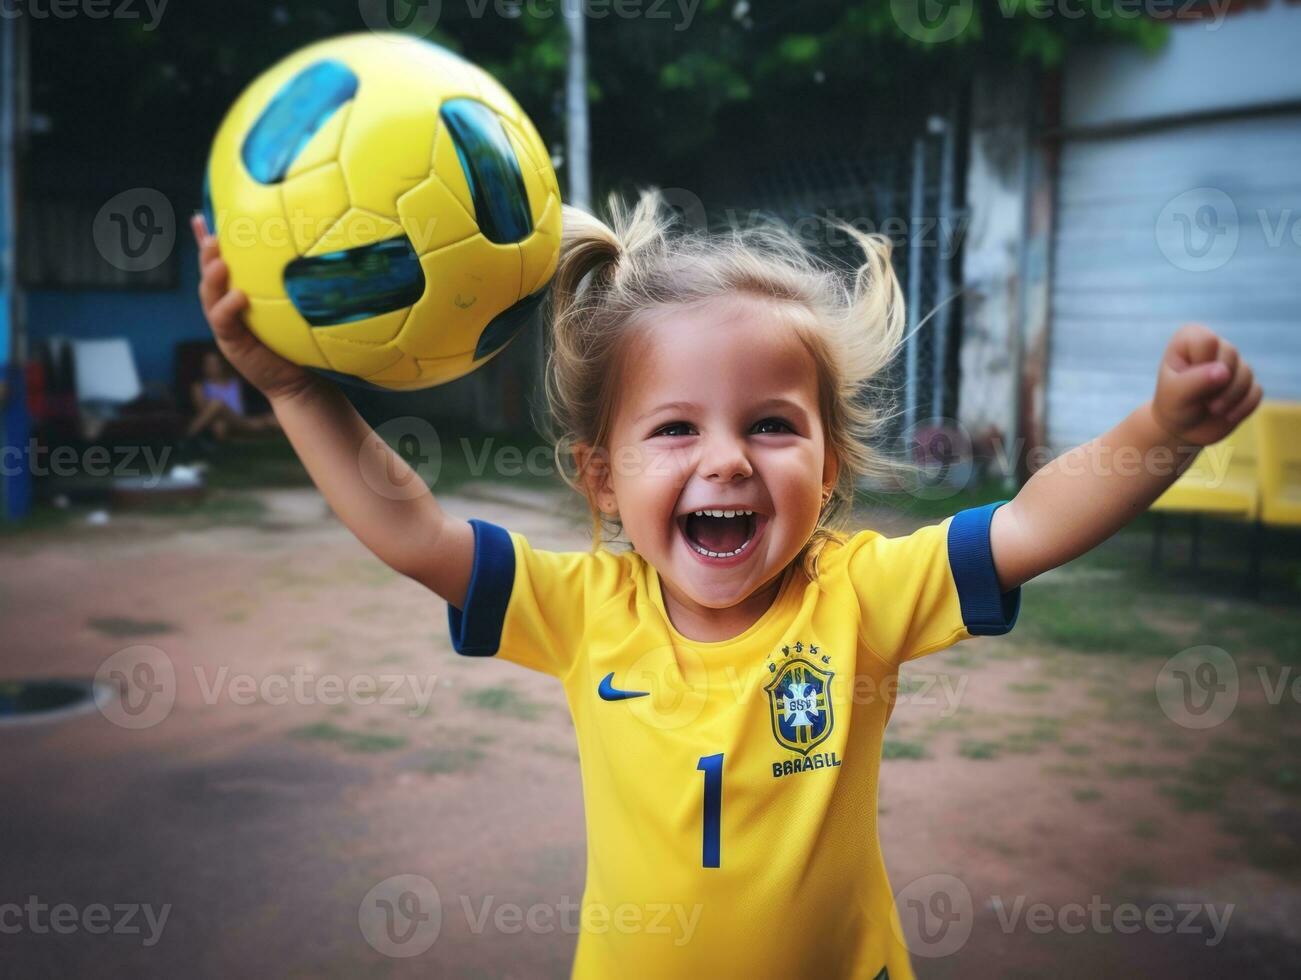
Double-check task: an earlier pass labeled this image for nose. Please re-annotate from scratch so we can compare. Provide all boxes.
[699,431,753,483]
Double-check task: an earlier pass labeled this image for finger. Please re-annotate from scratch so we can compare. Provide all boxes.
[1225,381,1263,427]
[1208,362,1252,415]
[207,288,250,343]
[198,233,222,272]
[190,213,207,244]
[198,257,229,312]
[1167,323,1217,370]
[1163,358,1232,405]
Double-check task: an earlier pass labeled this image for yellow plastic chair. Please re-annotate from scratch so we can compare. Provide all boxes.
[1151,413,1260,521]
[1150,414,1260,575]
[1258,401,1301,529]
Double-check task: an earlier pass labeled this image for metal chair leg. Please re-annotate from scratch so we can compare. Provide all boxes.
[1247,518,1263,597]
[1151,512,1164,570]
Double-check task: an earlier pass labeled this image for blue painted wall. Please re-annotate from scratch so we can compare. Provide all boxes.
[26,231,211,389]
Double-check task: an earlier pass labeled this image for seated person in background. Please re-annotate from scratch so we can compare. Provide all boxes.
[187,350,280,441]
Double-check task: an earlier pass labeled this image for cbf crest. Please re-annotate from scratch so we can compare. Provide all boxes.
[764,650,835,755]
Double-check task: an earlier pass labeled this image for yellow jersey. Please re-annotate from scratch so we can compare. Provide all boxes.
[447,502,1020,978]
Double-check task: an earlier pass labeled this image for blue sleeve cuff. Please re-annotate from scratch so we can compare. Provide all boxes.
[447,518,515,656]
[947,501,1021,637]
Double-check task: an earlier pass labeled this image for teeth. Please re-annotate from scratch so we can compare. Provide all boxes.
[689,538,750,559]
[679,509,758,560]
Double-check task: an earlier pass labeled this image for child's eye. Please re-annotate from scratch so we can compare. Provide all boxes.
[753,417,794,435]
[653,421,695,438]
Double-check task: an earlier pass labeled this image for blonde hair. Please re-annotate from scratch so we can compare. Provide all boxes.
[539,187,906,582]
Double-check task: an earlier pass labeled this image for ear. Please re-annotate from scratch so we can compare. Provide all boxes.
[573,441,618,516]
[821,452,840,505]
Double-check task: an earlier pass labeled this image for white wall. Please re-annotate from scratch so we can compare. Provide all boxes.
[1064,1,1301,129]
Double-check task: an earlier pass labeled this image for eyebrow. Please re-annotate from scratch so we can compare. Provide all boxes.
[632,397,810,425]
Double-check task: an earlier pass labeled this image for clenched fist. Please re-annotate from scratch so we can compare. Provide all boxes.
[1152,324,1262,446]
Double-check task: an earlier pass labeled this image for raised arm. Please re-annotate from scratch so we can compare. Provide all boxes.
[989,324,1262,591]
[192,215,475,607]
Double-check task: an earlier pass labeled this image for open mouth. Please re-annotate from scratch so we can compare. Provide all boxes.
[676,509,764,562]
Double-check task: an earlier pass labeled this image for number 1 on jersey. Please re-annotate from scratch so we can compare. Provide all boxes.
[697,753,723,868]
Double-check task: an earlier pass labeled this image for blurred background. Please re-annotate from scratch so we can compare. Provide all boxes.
[1,1,1300,977]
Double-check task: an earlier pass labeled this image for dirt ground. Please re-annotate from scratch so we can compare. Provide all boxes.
[2,483,1300,978]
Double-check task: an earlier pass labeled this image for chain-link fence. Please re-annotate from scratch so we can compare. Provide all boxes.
[688,121,967,488]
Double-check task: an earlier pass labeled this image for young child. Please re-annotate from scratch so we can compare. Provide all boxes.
[191,191,1259,978]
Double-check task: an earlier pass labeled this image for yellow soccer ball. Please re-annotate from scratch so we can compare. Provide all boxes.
[203,33,561,390]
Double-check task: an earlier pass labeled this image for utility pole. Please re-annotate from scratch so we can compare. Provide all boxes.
[563,0,590,210]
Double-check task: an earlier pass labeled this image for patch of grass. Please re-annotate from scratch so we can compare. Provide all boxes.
[959,740,1001,760]
[1132,819,1162,840]
[1014,574,1171,658]
[925,714,971,733]
[86,616,177,637]
[289,721,407,753]
[420,745,486,775]
[1007,681,1053,695]
[1072,787,1103,803]
[1104,762,1168,780]
[1042,763,1090,778]
[1062,743,1093,757]
[1159,781,1224,812]
[463,685,543,721]
[882,739,928,760]
[1002,716,1061,754]
[532,742,579,760]
[202,439,311,490]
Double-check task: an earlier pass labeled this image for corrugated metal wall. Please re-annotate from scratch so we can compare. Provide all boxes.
[1048,112,1301,450]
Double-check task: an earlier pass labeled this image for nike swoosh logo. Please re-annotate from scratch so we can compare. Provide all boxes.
[598,672,650,701]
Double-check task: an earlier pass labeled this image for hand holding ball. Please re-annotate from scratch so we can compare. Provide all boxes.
[204,33,561,391]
